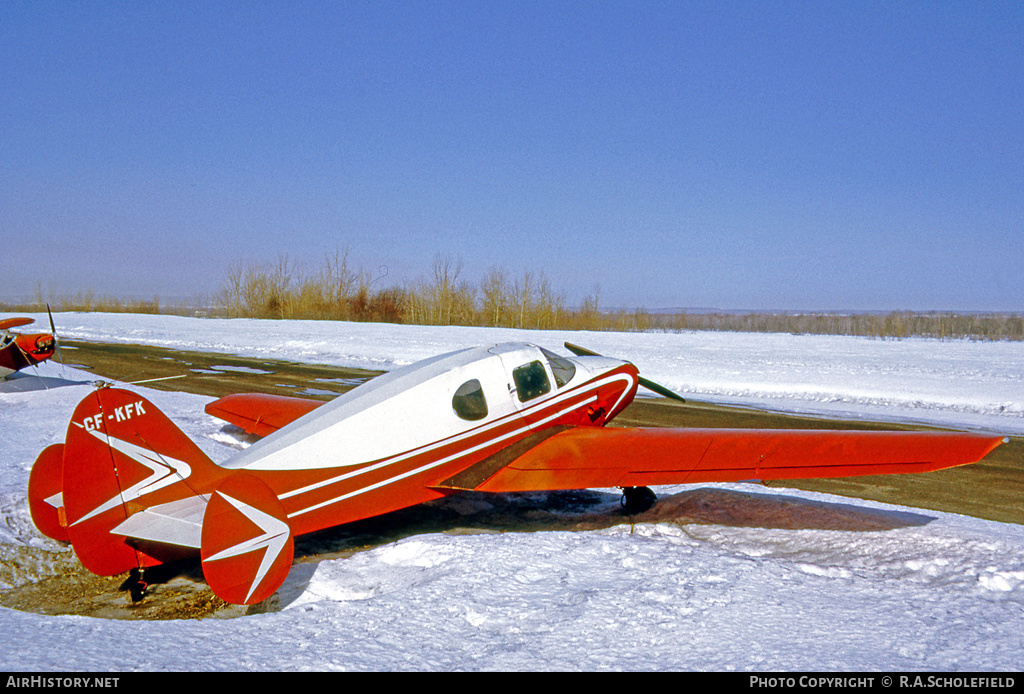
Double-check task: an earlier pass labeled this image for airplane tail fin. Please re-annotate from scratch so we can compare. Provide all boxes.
[28,444,68,543]
[200,472,294,605]
[30,386,227,577]
[30,386,296,605]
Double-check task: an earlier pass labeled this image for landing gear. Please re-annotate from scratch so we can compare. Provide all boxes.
[620,486,657,515]
[124,568,148,603]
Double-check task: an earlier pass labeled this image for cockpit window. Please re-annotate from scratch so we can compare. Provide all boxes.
[452,379,488,421]
[513,360,551,402]
[540,347,576,388]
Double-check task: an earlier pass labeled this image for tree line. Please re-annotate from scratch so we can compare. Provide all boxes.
[213,251,613,330]
[7,251,1021,341]
[210,251,1023,340]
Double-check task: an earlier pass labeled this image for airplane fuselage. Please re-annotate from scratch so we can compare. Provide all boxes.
[224,343,639,535]
[0,330,56,378]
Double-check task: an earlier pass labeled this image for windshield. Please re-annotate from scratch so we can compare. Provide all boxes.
[540,347,576,387]
[513,361,551,402]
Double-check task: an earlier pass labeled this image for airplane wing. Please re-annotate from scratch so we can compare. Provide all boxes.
[206,394,1007,491]
[439,426,1007,492]
[0,317,34,331]
[205,393,322,437]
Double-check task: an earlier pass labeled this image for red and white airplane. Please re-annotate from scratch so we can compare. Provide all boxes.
[28,341,1007,606]
[1,314,58,379]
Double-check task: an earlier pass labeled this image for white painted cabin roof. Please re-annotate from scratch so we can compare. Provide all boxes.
[222,343,545,471]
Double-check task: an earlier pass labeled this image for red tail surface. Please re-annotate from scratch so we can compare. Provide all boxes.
[201,472,294,605]
[30,386,298,605]
[28,444,68,543]
[56,387,227,575]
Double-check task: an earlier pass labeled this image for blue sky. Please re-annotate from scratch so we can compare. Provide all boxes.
[2,1,1022,312]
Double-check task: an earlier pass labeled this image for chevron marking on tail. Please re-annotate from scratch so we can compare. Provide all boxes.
[203,491,291,604]
[71,427,193,527]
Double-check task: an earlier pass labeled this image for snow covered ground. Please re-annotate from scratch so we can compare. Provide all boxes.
[0,312,1021,672]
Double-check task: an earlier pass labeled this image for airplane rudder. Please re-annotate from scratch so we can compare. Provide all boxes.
[200,471,294,606]
[82,386,220,482]
[28,443,69,542]
[60,386,219,575]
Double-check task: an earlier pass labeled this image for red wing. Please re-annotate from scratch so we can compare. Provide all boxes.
[205,393,323,437]
[468,427,1006,493]
[0,317,34,331]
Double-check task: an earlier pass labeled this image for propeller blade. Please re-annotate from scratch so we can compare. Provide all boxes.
[564,342,686,403]
[564,342,599,357]
[637,376,686,403]
[46,304,65,374]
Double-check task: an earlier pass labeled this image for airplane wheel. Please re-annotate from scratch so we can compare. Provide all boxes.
[620,486,657,515]
[124,568,148,603]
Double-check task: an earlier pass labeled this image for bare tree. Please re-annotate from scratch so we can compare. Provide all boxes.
[480,266,511,327]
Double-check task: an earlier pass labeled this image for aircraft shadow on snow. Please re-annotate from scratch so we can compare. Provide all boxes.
[125,470,935,612]
[0,371,88,393]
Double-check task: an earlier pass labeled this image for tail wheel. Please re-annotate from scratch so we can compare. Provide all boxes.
[124,568,149,603]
